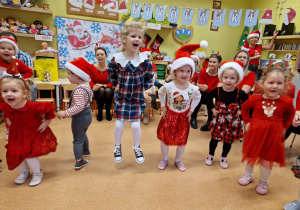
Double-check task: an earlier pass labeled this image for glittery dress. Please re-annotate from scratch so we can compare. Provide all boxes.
[241,95,295,169]
[157,82,201,146]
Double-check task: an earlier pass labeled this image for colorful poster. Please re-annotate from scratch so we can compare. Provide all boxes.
[155,5,167,22]
[54,17,121,69]
[131,2,142,18]
[181,8,194,25]
[228,9,242,27]
[143,4,154,20]
[168,6,180,23]
[244,9,259,27]
[197,9,209,26]
[213,9,226,27]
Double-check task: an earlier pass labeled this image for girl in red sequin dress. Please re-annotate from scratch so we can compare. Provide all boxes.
[0,71,57,187]
[157,44,203,172]
[239,68,295,195]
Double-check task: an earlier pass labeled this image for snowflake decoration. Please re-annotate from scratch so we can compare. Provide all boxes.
[56,33,68,45]
[54,16,66,29]
[226,114,233,121]
[58,46,69,58]
[104,47,111,55]
[118,22,125,30]
[59,59,67,70]
[218,116,225,123]
[90,23,102,34]
[84,51,95,62]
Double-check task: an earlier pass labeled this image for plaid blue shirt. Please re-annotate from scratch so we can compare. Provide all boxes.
[16,50,33,67]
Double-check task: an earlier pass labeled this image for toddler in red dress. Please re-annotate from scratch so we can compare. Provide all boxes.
[0,65,57,187]
[239,67,295,195]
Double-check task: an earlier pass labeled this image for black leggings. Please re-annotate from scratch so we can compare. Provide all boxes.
[191,91,213,119]
[285,124,300,140]
[209,138,232,157]
[94,87,114,112]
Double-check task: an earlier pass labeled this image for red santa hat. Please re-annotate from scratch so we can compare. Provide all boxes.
[218,60,244,83]
[118,0,128,13]
[102,0,114,10]
[259,10,273,24]
[66,57,94,82]
[191,54,200,64]
[140,48,151,56]
[283,8,296,25]
[171,40,208,77]
[0,37,18,55]
[73,21,82,30]
[247,30,260,39]
[173,91,182,99]
[241,40,250,52]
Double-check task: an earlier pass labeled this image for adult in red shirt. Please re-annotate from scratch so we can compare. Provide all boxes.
[90,47,113,121]
[285,90,300,139]
[241,30,279,81]
[190,54,221,131]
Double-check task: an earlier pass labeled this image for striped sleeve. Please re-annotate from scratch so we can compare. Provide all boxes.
[65,88,90,117]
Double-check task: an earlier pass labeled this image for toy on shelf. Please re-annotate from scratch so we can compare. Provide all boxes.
[40,25,50,35]
[0,22,9,31]
[36,42,57,53]
[29,23,38,34]
[19,23,28,33]
[33,20,43,31]
[1,0,21,6]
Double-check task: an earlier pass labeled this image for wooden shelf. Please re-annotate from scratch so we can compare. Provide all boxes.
[265,50,299,53]
[262,35,300,40]
[13,33,35,38]
[161,25,177,29]
[0,4,52,14]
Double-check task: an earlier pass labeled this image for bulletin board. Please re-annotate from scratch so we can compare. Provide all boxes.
[67,0,119,20]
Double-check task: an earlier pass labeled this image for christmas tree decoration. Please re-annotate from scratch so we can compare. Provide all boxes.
[283,8,296,25]
[181,8,194,25]
[197,9,210,26]
[173,25,193,44]
[213,9,227,27]
[143,4,154,20]
[150,34,164,53]
[259,10,273,24]
[168,6,180,24]
[228,9,242,27]
[118,0,128,13]
[102,0,114,10]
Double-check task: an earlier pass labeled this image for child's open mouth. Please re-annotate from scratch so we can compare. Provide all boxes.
[133,43,139,48]
[7,98,15,102]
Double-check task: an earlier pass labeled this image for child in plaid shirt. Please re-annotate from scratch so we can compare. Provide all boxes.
[107,21,154,164]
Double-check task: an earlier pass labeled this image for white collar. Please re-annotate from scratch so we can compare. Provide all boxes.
[114,52,148,68]
[206,68,218,76]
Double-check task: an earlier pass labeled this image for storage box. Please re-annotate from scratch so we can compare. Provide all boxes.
[260,59,269,69]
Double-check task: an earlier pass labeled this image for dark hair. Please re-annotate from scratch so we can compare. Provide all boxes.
[95,47,108,56]
[210,54,222,63]
[0,31,17,42]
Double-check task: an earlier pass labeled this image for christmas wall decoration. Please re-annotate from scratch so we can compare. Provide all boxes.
[213,9,227,27]
[150,34,164,53]
[238,26,249,46]
[244,9,259,27]
[118,0,128,13]
[259,10,273,24]
[155,5,167,22]
[143,4,154,20]
[181,8,194,25]
[197,9,210,26]
[173,25,193,44]
[168,6,180,23]
[228,9,242,27]
[54,16,121,70]
[283,8,296,25]
[144,33,152,48]
[131,2,142,18]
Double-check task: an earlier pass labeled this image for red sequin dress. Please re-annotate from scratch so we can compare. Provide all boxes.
[1,101,57,170]
[241,95,295,169]
[157,82,201,146]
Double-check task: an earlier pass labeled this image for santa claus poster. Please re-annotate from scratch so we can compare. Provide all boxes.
[54,16,122,70]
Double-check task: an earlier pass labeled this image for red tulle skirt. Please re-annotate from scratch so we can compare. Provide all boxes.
[241,117,286,170]
[157,107,190,146]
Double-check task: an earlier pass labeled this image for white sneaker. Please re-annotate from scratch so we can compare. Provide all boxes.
[15,171,30,185]
[132,145,144,163]
[29,171,43,187]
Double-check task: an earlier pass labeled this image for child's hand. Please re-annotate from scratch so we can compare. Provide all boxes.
[292,113,300,127]
[5,118,11,126]
[245,123,250,132]
[212,108,217,116]
[282,128,286,137]
[143,91,149,100]
[200,84,208,92]
[186,110,192,122]
[57,111,66,119]
[162,107,167,119]
[38,119,51,133]
[236,110,241,117]
[93,84,101,91]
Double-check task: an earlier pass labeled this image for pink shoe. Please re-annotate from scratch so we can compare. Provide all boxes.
[256,180,268,195]
[220,156,228,169]
[175,161,186,172]
[6,129,9,141]
[238,173,254,186]
[158,159,168,170]
[205,155,214,166]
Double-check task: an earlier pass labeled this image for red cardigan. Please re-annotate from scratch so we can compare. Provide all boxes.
[197,68,219,92]
[89,65,113,88]
[236,71,255,94]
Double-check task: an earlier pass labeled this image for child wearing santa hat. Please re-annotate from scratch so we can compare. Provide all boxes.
[241,30,279,81]
[205,60,248,169]
[57,57,95,170]
[157,43,205,172]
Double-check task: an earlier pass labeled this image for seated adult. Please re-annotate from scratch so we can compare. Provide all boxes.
[285,89,300,139]
[90,47,114,122]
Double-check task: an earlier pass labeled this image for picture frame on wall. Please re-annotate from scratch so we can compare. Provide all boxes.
[213,1,221,9]
[210,22,218,31]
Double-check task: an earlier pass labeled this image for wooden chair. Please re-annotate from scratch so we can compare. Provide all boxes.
[62,84,77,110]
[36,83,56,111]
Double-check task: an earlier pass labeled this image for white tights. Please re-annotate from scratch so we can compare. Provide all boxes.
[18,158,41,174]
[160,141,186,162]
[114,120,141,147]
[244,160,272,182]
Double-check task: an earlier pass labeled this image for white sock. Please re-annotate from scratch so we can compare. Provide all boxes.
[114,120,125,146]
[244,161,254,175]
[131,121,141,147]
[160,141,169,160]
[18,160,29,173]
[175,146,186,162]
[26,158,41,174]
[259,164,271,182]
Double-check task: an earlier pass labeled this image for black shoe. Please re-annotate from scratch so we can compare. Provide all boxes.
[190,118,197,129]
[106,111,112,121]
[200,121,210,131]
[97,112,103,121]
[133,145,144,163]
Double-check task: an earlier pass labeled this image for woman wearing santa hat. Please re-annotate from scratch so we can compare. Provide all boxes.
[241,30,279,81]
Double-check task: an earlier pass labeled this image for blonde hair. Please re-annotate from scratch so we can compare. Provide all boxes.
[119,21,146,52]
[220,68,240,83]
[233,50,250,76]
[0,77,32,101]
[259,69,288,94]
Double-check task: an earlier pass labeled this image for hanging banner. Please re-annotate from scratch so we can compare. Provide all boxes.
[155,5,167,22]
[244,9,259,27]
[228,9,242,27]
[131,2,142,18]
[197,9,209,26]
[143,4,154,20]
[213,9,226,27]
[181,8,194,25]
[168,6,180,23]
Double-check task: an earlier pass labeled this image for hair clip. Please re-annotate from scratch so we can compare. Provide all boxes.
[210,50,220,56]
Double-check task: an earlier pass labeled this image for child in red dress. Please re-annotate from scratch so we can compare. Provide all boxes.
[0,66,57,187]
[239,68,295,195]
[157,44,203,172]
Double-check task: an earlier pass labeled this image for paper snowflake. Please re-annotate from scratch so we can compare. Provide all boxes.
[59,59,67,70]
[56,33,68,45]
[54,16,66,29]
[104,46,111,54]
[58,46,69,58]
[90,23,102,34]
[84,51,95,62]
